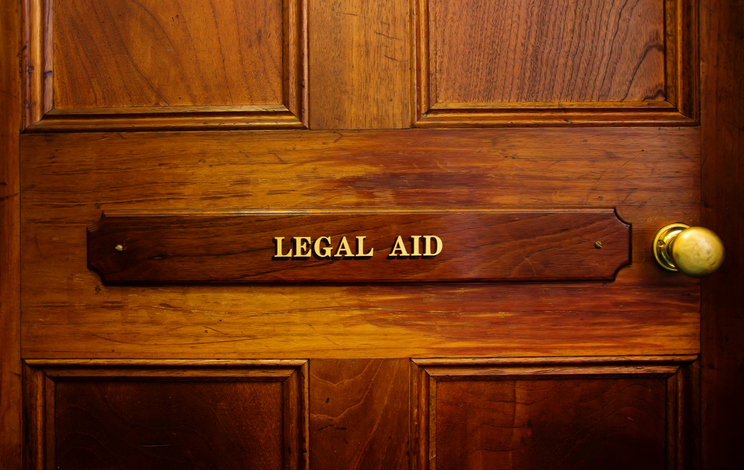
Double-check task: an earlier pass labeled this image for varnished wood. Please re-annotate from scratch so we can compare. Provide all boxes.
[22,0,51,126]
[414,0,698,126]
[24,107,306,132]
[0,0,22,468]
[8,0,737,465]
[412,358,696,470]
[431,0,665,103]
[55,0,283,108]
[664,0,699,120]
[21,128,700,358]
[23,0,308,131]
[310,359,409,470]
[24,360,309,470]
[309,0,410,129]
[86,209,629,284]
[700,0,744,467]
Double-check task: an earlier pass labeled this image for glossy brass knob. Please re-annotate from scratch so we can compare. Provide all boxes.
[653,223,724,277]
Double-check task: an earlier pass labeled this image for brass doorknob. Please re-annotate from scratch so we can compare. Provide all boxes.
[653,223,724,277]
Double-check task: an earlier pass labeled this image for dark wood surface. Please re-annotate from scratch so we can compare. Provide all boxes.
[310,359,409,470]
[700,0,744,468]
[0,0,21,468]
[436,378,667,470]
[6,0,742,467]
[24,360,309,470]
[413,358,697,470]
[414,0,698,127]
[56,380,285,470]
[21,128,700,358]
[87,209,629,283]
[429,0,664,104]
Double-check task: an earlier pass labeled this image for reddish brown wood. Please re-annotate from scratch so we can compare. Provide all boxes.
[308,0,410,129]
[413,358,696,470]
[55,0,283,108]
[21,128,700,359]
[0,0,22,468]
[20,128,700,358]
[414,0,698,126]
[24,360,308,470]
[86,209,629,284]
[700,0,744,468]
[431,0,665,103]
[310,359,409,470]
[23,0,307,131]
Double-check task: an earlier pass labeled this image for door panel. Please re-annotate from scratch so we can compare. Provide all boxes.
[17,0,706,469]
[21,128,699,359]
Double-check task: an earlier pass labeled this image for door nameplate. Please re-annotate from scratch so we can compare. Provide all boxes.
[87,210,630,284]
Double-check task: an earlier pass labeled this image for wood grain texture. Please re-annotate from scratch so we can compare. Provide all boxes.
[86,210,629,284]
[412,358,696,470]
[23,0,308,131]
[54,0,283,108]
[700,0,744,467]
[24,360,308,470]
[0,0,21,467]
[310,359,409,470]
[309,0,410,129]
[22,0,52,126]
[414,0,698,126]
[430,0,665,104]
[20,128,700,359]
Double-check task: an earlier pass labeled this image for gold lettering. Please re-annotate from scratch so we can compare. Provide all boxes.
[293,237,312,258]
[273,237,293,258]
[355,236,374,257]
[423,235,443,257]
[409,235,422,257]
[313,236,333,258]
[334,236,354,258]
[389,235,410,257]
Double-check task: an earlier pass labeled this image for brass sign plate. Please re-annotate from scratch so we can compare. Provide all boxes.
[87,210,630,284]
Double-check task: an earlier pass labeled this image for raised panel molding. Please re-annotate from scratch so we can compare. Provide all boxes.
[22,0,308,132]
[23,360,309,470]
[412,356,699,470]
[413,0,699,127]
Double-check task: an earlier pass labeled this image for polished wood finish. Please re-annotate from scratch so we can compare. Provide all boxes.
[23,0,308,131]
[414,0,698,126]
[87,209,629,284]
[432,0,664,103]
[55,0,284,108]
[310,359,409,470]
[24,360,309,470]
[700,0,744,467]
[6,0,740,467]
[309,0,410,129]
[22,128,699,358]
[413,357,698,470]
[0,0,21,468]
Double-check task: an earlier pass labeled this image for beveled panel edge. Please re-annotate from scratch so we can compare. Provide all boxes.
[410,356,699,470]
[24,106,306,133]
[412,0,699,127]
[412,355,699,367]
[22,359,310,470]
[22,0,52,127]
[665,0,700,121]
[414,106,697,128]
[21,0,308,132]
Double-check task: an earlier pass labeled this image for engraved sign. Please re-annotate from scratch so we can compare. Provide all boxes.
[87,209,630,284]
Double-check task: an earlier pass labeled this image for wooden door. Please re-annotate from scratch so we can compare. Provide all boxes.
[2,0,743,469]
